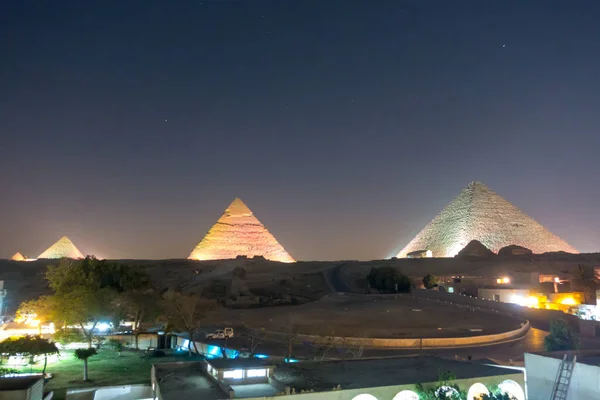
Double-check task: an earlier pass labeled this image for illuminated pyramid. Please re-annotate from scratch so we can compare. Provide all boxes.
[397,182,578,258]
[188,198,295,263]
[38,236,84,259]
[11,252,26,261]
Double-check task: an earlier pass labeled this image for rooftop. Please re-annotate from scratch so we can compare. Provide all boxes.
[153,362,227,400]
[273,356,521,392]
[0,376,43,390]
[207,358,272,370]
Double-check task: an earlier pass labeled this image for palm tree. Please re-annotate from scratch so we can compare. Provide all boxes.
[570,264,600,304]
[74,348,97,381]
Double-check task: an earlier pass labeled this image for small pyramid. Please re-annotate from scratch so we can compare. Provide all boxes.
[455,240,495,258]
[11,252,26,261]
[188,198,295,263]
[397,182,578,258]
[38,236,84,259]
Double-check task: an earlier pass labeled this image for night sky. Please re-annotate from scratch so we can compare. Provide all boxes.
[2,1,599,260]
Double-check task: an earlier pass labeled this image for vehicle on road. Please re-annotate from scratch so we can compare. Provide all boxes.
[206,327,234,340]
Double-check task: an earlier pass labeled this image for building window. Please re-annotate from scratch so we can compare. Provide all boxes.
[223,369,243,379]
[448,287,454,293]
[247,369,267,378]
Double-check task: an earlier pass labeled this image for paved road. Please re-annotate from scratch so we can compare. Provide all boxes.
[203,327,551,363]
[323,263,352,293]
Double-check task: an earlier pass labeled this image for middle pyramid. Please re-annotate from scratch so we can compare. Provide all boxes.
[187,198,295,263]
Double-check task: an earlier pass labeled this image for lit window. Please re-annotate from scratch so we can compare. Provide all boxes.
[467,383,489,400]
[247,369,267,378]
[223,369,243,379]
[498,380,525,400]
[352,395,378,400]
[448,287,454,293]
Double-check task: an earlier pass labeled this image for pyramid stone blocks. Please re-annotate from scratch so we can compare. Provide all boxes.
[188,198,295,263]
[397,182,578,258]
[38,236,84,259]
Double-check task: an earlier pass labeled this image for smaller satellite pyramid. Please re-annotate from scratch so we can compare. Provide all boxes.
[38,236,84,259]
[397,182,578,258]
[188,198,295,263]
[11,252,26,261]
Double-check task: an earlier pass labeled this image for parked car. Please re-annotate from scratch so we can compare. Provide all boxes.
[206,327,234,340]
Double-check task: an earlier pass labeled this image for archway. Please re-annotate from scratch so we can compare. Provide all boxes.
[498,380,525,400]
[393,390,419,400]
[352,395,378,400]
[467,383,489,400]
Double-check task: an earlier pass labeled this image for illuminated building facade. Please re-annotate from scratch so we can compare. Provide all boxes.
[397,181,578,258]
[188,198,295,263]
[37,236,84,259]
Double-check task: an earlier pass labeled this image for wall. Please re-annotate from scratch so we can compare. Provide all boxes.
[0,389,31,400]
[66,385,152,400]
[252,320,530,350]
[241,373,525,400]
[478,288,530,303]
[524,353,600,400]
[106,334,158,349]
[412,289,580,331]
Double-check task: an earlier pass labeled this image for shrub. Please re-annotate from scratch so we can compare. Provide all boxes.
[367,267,411,293]
[53,328,86,345]
[544,319,579,352]
[423,273,438,289]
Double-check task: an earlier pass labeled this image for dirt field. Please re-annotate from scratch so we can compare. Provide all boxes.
[222,293,526,338]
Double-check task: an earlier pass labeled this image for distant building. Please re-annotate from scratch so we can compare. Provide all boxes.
[152,356,526,400]
[396,181,577,258]
[525,351,600,400]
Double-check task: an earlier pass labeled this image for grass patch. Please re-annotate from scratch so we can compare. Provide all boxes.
[13,349,203,400]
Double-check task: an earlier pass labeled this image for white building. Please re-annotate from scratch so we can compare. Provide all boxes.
[525,351,600,400]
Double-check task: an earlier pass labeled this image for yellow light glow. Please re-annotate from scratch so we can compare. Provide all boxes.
[560,297,577,305]
[502,277,510,284]
[525,296,539,307]
[554,277,560,283]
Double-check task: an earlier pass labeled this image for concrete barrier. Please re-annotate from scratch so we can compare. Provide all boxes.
[411,289,580,331]
[250,320,530,350]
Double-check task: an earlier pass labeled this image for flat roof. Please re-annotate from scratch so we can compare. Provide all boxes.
[0,376,43,390]
[153,362,227,400]
[273,356,520,392]
[207,358,272,370]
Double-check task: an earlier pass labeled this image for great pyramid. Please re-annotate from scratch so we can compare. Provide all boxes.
[188,198,295,263]
[11,252,26,261]
[397,181,578,258]
[38,236,84,259]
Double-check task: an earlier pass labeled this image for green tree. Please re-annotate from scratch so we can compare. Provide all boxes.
[53,328,87,346]
[18,257,152,348]
[0,335,59,374]
[423,273,438,289]
[570,264,599,304]
[416,371,466,400]
[74,348,97,381]
[367,267,411,293]
[544,319,579,352]
[160,290,218,355]
[106,338,125,356]
[113,285,159,349]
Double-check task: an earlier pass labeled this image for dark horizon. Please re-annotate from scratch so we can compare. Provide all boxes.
[2,1,599,260]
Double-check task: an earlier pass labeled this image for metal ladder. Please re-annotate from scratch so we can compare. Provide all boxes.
[550,354,577,400]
